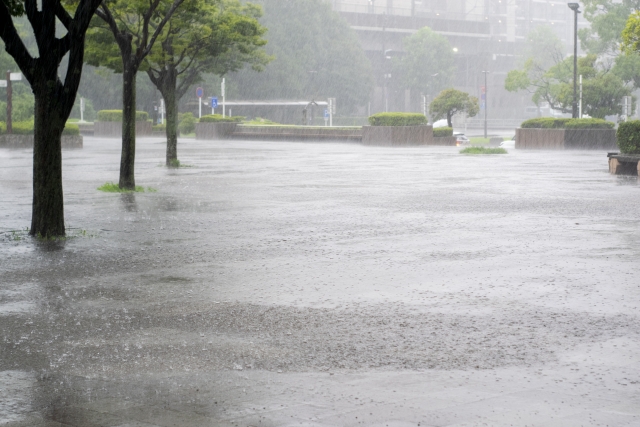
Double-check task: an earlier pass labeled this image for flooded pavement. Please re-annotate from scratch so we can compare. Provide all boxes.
[1,137,640,426]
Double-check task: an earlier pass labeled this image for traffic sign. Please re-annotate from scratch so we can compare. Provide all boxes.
[0,80,6,88]
[196,87,204,98]
[211,97,218,108]
[324,109,329,119]
[9,73,21,81]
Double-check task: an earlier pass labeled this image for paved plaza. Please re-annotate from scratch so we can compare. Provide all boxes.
[1,137,639,426]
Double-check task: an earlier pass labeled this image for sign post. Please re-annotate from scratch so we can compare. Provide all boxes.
[160,99,165,124]
[328,98,336,127]
[221,78,226,117]
[80,98,85,123]
[196,87,204,119]
[211,97,218,115]
[324,109,329,127]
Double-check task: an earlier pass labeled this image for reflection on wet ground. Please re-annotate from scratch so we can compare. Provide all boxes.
[1,137,640,426]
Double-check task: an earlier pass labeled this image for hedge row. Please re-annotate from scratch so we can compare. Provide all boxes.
[521,117,614,129]
[97,110,150,122]
[368,112,428,127]
[433,127,453,137]
[617,120,640,154]
[199,114,244,123]
[0,121,79,136]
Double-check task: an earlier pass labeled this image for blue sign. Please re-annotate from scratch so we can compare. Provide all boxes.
[211,97,218,108]
[324,109,329,119]
[196,87,204,98]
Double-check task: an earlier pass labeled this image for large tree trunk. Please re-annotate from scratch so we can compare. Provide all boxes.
[30,93,65,238]
[162,76,178,167]
[119,62,137,190]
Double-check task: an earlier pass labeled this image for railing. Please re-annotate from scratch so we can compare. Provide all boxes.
[328,0,487,21]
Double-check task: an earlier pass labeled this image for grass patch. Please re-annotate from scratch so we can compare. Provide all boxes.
[460,147,508,155]
[169,159,181,168]
[97,182,156,193]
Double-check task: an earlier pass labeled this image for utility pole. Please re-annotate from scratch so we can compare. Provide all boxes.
[482,71,489,139]
[568,3,580,119]
[579,75,583,119]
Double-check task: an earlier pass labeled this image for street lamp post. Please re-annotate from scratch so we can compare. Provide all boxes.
[568,3,581,119]
[482,71,489,139]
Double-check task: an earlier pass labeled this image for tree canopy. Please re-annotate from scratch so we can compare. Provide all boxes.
[393,27,455,97]
[229,0,373,114]
[579,0,640,55]
[429,88,479,128]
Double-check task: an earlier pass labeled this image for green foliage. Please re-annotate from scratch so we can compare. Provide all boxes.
[429,89,479,127]
[506,52,634,118]
[11,121,35,135]
[581,0,638,55]
[460,147,508,155]
[616,120,640,154]
[169,159,181,168]
[0,120,80,135]
[97,182,149,193]
[433,127,453,137]
[97,110,150,122]
[393,27,455,96]
[62,124,81,136]
[152,124,166,132]
[230,0,374,114]
[521,117,615,129]
[199,114,243,123]
[368,113,428,127]
[244,117,280,125]
[178,113,196,135]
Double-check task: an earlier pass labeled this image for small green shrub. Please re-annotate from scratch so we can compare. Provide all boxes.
[521,117,614,129]
[460,147,508,155]
[564,118,615,129]
[368,112,428,127]
[199,114,244,123]
[169,159,181,168]
[98,182,147,193]
[97,110,150,122]
[11,121,34,135]
[617,120,640,154]
[178,112,196,134]
[63,124,80,136]
[433,127,453,137]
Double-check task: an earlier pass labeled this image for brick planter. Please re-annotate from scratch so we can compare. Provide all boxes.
[231,125,362,142]
[361,125,433,146]
[0,135,83,149]
[196,123,238,140]
[515,128,617,150]
[94,121,153,138]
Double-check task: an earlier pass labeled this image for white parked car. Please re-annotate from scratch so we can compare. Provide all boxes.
[500,136,516,149]
[454,133,470,146]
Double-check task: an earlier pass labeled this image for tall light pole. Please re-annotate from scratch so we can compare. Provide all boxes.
[568,3,581,119]
[482,71,489,139]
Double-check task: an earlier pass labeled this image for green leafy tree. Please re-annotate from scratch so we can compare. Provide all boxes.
[230,0,373,115]
[506,53,633,119]
[429,89,479,128]
[1,0,103,238]
[394,27,455,98]
[86,0,187,189]
[580,0,640,55]
[145,0,270,166]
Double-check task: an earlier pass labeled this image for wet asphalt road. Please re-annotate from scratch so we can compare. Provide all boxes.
[1,137,639,426]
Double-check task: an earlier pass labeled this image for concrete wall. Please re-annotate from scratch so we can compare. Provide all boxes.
[515,129,565,149]
[431,136,457,146]
[232,125,362,142]
[196,123,238,140]
[516,128,617,150]
[94,122,153,138]
[0,135,83,149]
[361,125,434,146]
